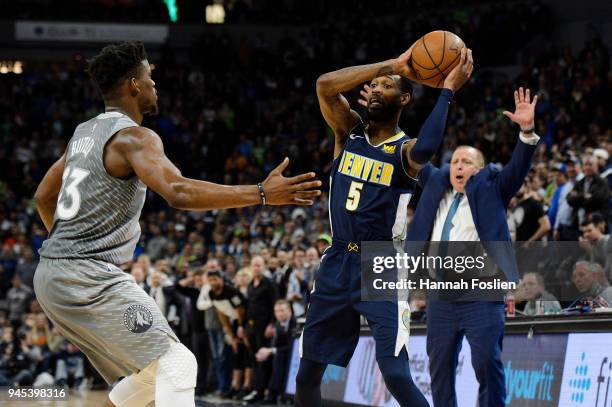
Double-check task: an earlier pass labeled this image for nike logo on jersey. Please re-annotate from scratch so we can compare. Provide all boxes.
[338,150,394,186]
[349,134,365,140]
[70,137,94,158]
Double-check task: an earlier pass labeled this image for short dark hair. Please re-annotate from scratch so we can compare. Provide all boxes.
[399,77,413,98]
[87,41,148,97]
[275,299,291,308]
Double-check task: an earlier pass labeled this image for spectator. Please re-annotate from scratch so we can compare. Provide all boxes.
[253,299,296,404]
[571,261,612,308]
[567,156,610,226]
[243,256,278,402]
[130,264,149,292]
[580,218,611,271]
[286,249,309,317]
[55,343,84,389]
[511,179,551,242]
[207,270,252,400]
[145,224,168,261]
[15,247,36,290]
[593,148,611,189]
[197,259,231,395]
[554,159,583,241]
[176,269,209,397]
[515,272,562,315]
[547,165,568,227]
[7,277,33,325]
[235,268,252,297]
[148,271,182,334]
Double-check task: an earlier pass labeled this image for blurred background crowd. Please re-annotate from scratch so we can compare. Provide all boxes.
[0,0,610,401]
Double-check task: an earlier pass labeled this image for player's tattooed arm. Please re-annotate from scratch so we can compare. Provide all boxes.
[34,153,66,232]
[112,127,321,209]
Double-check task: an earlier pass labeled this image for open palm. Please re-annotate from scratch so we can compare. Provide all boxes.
[503,87,537,130]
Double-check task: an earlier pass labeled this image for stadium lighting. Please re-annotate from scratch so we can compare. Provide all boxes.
[206,4,225,24]
[163,0,178,23]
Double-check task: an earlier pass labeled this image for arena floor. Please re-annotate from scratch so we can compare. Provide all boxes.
[2,390,282,406]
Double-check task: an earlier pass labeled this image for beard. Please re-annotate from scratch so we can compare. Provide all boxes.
[367,98,401,122]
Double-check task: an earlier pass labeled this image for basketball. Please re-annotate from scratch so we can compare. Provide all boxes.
[409,30,465,88]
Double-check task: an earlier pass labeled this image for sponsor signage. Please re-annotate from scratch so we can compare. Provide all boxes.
[15,21,168,43]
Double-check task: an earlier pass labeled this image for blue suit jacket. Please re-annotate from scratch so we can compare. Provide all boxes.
[406,140,539,283]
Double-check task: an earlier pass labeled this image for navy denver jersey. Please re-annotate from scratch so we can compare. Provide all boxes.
[329,123,417,242]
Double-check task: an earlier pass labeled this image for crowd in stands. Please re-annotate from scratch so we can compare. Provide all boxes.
[0,1,610,400]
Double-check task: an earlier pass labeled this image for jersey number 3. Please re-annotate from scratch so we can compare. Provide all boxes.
[57,166,90,220]
[345,181,363,211]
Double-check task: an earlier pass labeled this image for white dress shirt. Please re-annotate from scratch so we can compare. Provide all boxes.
[430,132,540,242]
[431,190,479,241]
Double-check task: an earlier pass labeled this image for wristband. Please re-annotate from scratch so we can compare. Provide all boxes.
[520,127,535,134]
[257,182,266,205]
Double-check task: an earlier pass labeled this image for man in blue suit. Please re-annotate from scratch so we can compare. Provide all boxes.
[406,88,540,406]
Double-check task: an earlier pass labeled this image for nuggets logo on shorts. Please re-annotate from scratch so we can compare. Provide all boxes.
[123,304,154,333]
[402,308,411,329]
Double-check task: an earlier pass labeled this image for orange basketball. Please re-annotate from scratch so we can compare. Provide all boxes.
[409,31,465,88]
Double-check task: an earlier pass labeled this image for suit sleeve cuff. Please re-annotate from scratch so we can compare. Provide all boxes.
[519,132,540,145]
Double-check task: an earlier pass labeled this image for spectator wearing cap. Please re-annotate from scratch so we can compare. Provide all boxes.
[315,233,332,255]
[567,156,610,227]
[593,148,611,189]
[547,164,568,227]
[553,158,583,241]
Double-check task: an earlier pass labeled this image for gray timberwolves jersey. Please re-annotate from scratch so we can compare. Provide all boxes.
[39,112,146,265]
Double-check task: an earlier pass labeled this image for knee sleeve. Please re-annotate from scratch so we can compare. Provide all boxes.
[108,364,156,407]
[157,341,198,390]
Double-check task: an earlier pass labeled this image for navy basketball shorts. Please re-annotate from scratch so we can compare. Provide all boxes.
[300,242,401,367]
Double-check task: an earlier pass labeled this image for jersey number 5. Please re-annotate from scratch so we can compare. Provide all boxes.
[345,181,363,211]
[57,166,90,220]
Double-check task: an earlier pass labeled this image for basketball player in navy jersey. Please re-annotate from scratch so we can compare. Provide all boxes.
[294,46,473,406]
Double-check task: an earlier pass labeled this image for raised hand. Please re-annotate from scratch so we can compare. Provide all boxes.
[443,47,473,92]
[393,44,417,81]
[262,158,322,205]
[357,83,370,108]
[503,87,538,131]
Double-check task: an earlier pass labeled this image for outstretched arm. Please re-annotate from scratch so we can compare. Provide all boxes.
[404,48,473,176]
[34,154,66,232]
[317,47,417,159]
[115,127,321,210]
[498,87,540,205]
[357,49,474,178]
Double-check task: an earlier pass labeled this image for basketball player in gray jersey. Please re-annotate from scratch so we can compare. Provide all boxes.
[33,42,321,407]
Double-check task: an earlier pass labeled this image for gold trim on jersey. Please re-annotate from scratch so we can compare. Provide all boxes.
[365,130,405,147]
